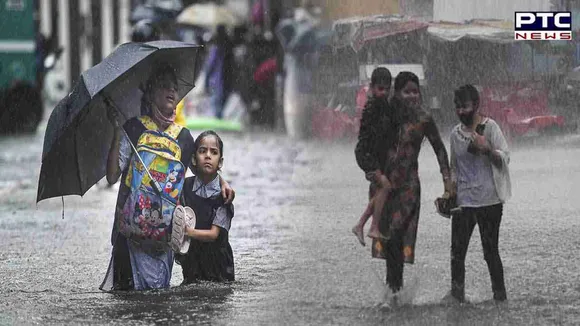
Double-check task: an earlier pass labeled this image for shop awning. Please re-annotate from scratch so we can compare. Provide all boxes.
[427,20,515,43]
[332,15,429,51]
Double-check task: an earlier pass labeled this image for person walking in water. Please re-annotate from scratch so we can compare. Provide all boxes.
[358,71,453,305]
[101,65,235,291]
[176,130,235,283]
[445,84,511,303]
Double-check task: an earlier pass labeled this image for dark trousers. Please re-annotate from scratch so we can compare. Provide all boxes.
[385,230,405,293]
[451,204,506,300]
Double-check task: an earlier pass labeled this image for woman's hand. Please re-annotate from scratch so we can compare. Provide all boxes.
[378,173,392,190]
[106,108,122,185]
[106,102,121,128]
[366,169,390,188]
[365,169,381,182]
[219,177,235,204]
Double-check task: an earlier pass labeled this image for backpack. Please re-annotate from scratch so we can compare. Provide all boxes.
[119,116,186,248]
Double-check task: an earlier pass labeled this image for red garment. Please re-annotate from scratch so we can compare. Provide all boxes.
[253,57,277,85]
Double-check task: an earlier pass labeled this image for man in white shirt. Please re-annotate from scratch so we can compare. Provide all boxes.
[446,84,511,303]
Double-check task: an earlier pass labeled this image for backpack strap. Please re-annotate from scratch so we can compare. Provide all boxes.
[165,122,184,139]
[138,115,159,131]
[138,115,183,138]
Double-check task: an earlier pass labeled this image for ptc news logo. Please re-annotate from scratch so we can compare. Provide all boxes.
[515,12,572,40]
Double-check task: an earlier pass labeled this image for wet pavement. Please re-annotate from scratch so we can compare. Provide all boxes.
[1,119,580,325]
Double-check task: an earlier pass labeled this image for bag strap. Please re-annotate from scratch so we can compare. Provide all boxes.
[165,123,184,139]
[138,115,158,131]
[138,115,183,139]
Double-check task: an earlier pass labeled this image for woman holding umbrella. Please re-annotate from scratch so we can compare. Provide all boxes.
[100,64,235,291]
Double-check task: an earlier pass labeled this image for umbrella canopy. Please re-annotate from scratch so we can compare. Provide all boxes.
[176,3,241,29]
[37,40,201,202]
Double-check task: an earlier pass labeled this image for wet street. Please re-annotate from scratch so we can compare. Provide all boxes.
[1,118,580,325]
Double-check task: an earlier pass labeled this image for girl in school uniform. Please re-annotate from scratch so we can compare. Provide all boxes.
[177,130,235,283]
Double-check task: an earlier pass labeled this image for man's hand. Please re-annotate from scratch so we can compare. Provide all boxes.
[443,179,456,198]
[472,133,491,154]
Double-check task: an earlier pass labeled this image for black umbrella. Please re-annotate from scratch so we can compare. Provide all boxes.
[37,40,201,203]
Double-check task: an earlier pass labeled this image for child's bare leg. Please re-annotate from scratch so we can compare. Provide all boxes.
[352,199,374,246]
[367,187,388,239]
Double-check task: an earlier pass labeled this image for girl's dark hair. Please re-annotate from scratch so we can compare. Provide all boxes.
[191,130,224,174]
[394,71,420,93]
[454,84,480,107]
[194,130,224,158]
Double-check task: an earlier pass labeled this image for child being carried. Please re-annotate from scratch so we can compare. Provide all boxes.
[351,172,392,246]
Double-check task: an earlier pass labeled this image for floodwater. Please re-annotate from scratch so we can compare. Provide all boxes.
[1,119,580,325]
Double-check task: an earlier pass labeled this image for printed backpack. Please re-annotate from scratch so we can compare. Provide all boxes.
[119,116,186,248]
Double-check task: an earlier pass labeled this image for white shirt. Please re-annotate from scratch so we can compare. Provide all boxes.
[450,118,511,207]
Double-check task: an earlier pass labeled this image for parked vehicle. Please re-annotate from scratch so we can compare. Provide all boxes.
[0,1,61,134]
[427,20,574,138]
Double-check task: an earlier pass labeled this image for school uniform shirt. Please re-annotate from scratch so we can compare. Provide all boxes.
[191,175,231,232]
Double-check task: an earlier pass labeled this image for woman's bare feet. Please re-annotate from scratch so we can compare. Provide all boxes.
[352,226,365,246]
